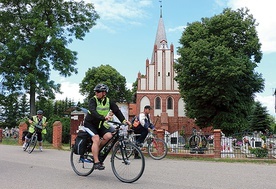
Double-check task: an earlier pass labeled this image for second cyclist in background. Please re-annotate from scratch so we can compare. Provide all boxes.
[132,105,155,152]
[22,110,48,151]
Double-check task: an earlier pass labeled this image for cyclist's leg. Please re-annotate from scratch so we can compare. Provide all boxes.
[37,132,43,151]
[134,126,148,146]
[99,127,113,149]
[23,132,32,150]
[83,126,104,170]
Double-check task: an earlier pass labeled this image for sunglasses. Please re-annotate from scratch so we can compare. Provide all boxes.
[95,90,102,93]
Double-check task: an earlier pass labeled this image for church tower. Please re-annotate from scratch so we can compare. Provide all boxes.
[135,3,186,132]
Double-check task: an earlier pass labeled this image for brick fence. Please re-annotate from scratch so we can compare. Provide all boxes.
[17,122,223,158]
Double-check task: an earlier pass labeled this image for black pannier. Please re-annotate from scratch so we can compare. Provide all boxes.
[73,131,90,155]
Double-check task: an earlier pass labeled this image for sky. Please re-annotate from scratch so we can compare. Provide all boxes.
[52,0,276,115]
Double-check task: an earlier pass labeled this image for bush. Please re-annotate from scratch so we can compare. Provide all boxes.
[249,147,268,158]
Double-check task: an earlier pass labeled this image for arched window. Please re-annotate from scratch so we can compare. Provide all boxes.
[155,97,161,109]
[167,97,173,109]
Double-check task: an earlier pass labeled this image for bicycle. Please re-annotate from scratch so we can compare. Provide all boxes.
[23,125,43,154]
[127,129,168,160]
[70,121,145,183]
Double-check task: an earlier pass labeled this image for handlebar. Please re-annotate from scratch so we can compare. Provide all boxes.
[107,120,128,129]
[35,124,43,129]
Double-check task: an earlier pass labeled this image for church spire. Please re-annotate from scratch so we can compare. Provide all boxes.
[151,1,167,63]
[159,0,162,18]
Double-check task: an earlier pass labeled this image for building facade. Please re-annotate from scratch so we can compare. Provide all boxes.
[131,7,206,135]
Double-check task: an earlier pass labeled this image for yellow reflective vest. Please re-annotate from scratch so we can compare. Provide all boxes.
[95,96,110,128]
[29,115,47,134]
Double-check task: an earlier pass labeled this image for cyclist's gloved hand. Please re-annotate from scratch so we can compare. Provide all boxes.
[123,120,131,126]
[149,123,155,130]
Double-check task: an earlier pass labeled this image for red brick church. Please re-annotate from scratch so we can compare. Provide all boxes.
[129,5,212,136]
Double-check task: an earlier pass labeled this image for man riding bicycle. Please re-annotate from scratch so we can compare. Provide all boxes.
[22,110,47,151]
[83,83,130,170]
[132,105,155,158]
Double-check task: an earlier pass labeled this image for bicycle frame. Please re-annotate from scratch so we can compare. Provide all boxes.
[70,120,145,183]
[127,129,168,160]
[25,126,42,153]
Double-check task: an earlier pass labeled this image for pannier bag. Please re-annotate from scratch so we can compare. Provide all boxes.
[73,131,90,155]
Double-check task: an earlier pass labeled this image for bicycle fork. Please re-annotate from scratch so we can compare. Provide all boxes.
[119,141,130,165]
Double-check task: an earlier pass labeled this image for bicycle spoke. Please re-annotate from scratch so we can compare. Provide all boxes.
[27,135,37,154]
[111,142,145,183]
[148,138,168,160]
[70,148,94,176]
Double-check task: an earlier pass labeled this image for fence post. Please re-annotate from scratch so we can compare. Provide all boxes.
[18,122,28,145]
[213,129,221,158]
[156,129,165,139]
[53,121,62,149]
[0,129,2,142]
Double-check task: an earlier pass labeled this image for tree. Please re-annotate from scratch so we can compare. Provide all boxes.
[268,115,276,134]
[1,93,20,127]
[249,101,270,132]
[174,8,264,135]
[131,79,138,103]
[18,93,30,119]
[0,0,99,116]
[79,64,132,103]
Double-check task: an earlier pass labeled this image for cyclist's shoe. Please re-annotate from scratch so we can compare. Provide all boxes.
[22,142,27,150]
[39,146,43,152]
[79,157,93,163]
[94,162,105,170]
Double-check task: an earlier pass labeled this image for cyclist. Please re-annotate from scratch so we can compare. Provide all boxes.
[83,83,130,170]
[132,105,155,158]
[22,110,48,151]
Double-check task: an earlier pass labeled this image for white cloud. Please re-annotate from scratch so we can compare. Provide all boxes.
[92,0,151,21]
[168,26,186,33]
[227,0,276,53]
[55,81,84,103]
[255,94,275,115]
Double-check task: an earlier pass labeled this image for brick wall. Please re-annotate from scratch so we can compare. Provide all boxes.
[18,122,28,145]
[52,121,62,149]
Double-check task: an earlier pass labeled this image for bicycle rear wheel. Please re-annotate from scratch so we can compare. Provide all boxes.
[148,138,168,160]
[70,146,94,176]
[27,134,37,154]
[111,142,145,183]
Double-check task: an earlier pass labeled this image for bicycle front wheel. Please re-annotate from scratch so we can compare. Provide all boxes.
[148,138,168,160]
[111,142,145,183]
[70,146,94,176]
[27,134,37,154]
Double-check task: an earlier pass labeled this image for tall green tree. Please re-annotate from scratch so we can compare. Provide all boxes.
[1,93,20,127]
[174,8,264,135]
[79,64,132,103]
[268,115,276,134]
[0,0,99,116]
[250,101,270,132]
[18,93,30,119]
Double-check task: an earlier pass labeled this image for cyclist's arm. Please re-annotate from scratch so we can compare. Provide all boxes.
[28,116,34,125]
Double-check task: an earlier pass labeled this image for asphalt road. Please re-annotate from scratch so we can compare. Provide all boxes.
[0,144,276,189]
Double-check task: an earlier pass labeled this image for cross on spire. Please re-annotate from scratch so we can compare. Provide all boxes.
[159,0,162,18]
